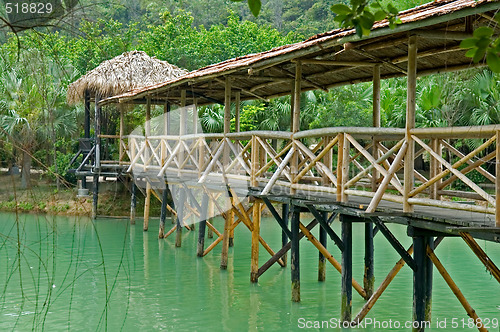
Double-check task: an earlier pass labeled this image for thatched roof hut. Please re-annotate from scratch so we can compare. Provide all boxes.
[67,50,188,105]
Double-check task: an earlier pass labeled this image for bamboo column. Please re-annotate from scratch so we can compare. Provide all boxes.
[235,91,241,133]
[496,130,500,227]
[341,214,352,322]
[412,234,432,331]
[130,181,136,224]
[197,194,209,256]
[221,77,232,269]
[281,203,289,266]
[318,211,327,281]
[143,97,152,231]
[371,64,381,193]
[119,104,125,164]
[207,199,214,238]
[159,185,168,238]
[92,94,101,220]
[175,187,185,247]
[290,62,301,195]
[404,36,417,213]
[364,221,374,299]
[291,204,300,302]
[83,91,90,189]
[250,199,261,282]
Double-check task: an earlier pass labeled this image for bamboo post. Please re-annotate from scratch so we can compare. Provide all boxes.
[291,204,300,302]
[337,134,350,202]
[82,91,90,189]
[175,187,185,247]
[372,64,381,193]
[220,196,233,269]
[159,185,168,238]
[144,182,151,231]
[341,214,352,322]
[337,133,344,202]
[130,181,136,225]
[496,131,500,227]
[235,91,240,133]
[318,211,327,281]
[290,82,295,131]
[92,174,99,220]
[251,199,261,282]
[143,97,151,231]
[404,36,417,213]
[291,62,301,195]
[207,199,214,238]
[281,203,289,266]
[430,138,438,200]
[412,235,431,331]
[197,194,209,257]
[179,91,186,175]
[119,104,125,164]
[322,136,333,186]
[92,94,101,220]
[251,136,259,188]
[364,222,374,299]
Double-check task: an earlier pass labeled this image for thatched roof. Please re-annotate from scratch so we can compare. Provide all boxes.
[102,0,500,107]
[67,50,188,105]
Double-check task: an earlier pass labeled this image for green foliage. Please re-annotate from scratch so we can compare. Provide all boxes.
[48,151,78,185]
[461,14,500,73]
[331,0,401,37]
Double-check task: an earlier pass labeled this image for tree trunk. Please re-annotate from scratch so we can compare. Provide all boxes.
[21,150,31,189]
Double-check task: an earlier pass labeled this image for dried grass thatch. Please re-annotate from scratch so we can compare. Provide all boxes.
[67,50,188,105]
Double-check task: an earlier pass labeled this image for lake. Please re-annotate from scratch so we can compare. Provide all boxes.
[0,212,498,331]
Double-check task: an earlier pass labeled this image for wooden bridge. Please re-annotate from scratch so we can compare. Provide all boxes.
[68,1,500,330]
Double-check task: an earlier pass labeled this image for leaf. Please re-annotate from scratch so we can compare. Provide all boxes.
[495,12,500,24]
[460,38,478,49]
[374,10,387,21]
[370,2,382,9]
[465,48,477,58]
[473,47,486,63]
[486,51,500,73]
[248,0,261,17]
[387,3,399,15]
[473,26,493,39]
[331,4,352,16]
[360,14,374,30]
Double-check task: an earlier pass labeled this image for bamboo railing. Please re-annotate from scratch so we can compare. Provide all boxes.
[124,125,500,227]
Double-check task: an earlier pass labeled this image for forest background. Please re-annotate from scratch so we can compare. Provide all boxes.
[0,0,498,195]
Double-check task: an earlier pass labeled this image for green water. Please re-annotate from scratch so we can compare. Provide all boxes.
[0,212,499,331]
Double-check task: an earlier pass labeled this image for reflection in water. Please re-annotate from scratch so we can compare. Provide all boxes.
[0,213,499,331]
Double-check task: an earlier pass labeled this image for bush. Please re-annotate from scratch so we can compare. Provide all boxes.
[48,151,78,185]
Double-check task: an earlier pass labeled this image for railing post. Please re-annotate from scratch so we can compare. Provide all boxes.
[337,133,349,203]
[496,131,500,227]
[251,136,259,188]
[322,136,333,187]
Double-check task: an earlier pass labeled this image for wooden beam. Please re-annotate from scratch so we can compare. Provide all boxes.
[460,232,500,283]
[412,29,473,40]
[275,64,328,92]
[215,77,268,101]
[351,48,407,75]
[298,59,377,66]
